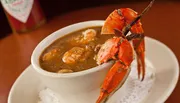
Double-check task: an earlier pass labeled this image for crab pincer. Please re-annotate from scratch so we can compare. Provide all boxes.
[96,37,134,103]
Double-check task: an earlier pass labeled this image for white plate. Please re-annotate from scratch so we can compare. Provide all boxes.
[8,37,179,103]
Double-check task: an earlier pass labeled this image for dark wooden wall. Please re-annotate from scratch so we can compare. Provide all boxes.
[0,0,176,38]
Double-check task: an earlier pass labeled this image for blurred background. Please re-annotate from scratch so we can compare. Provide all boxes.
[0,0,178,37]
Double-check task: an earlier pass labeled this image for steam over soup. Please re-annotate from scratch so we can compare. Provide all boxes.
[39,26,112,73]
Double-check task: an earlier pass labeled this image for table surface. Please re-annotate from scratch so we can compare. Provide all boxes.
[0,1,179,103]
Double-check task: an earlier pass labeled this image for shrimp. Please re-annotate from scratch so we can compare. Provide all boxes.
[82,29,97,43]
[62,47,91,64]
[68,29,97,45]
[42,48,61,62]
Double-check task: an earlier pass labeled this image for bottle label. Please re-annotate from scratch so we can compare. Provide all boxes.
[1,0,34,23]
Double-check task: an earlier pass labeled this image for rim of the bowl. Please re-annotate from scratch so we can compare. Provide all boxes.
[31,20,114,78]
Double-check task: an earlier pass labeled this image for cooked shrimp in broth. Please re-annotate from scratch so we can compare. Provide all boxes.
[62,47,91,64]
[40,26,112,73]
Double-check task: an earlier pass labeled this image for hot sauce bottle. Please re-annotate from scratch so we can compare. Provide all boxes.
[1,0,46,33]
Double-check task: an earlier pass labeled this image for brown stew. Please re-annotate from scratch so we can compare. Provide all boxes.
[39,26,112,73]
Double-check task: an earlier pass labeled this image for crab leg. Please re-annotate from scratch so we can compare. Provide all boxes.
[126,33,145,80]
[132,37,145,81]
[96,38,134,103]
[96,61,130,103]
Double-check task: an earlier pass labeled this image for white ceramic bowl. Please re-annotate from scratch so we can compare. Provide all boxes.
[31,20,113,103]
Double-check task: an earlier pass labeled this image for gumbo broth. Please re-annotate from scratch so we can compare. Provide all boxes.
[39,26,112,73]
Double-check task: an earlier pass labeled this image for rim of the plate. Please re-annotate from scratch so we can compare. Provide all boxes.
[145,37,179,103]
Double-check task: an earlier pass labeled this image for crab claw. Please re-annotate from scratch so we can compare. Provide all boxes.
[101,9,125,35]
[96,38,134,103]
[96,61,130,103]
